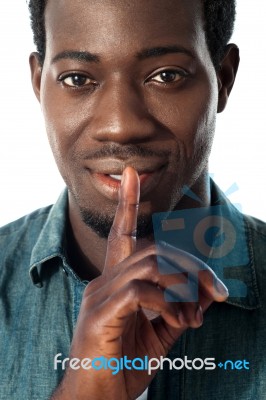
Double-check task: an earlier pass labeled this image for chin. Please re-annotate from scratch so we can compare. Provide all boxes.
[80,207,154,239]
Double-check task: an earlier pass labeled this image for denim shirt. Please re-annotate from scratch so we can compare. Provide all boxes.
[0,184,266,400]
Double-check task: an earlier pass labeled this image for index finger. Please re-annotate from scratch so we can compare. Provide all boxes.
[104,166,140,270]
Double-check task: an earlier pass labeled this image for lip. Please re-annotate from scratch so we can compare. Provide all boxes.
[85,157,166,175]
[85,158,166,202]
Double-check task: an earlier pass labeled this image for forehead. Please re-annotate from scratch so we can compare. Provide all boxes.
[44,0,207,62]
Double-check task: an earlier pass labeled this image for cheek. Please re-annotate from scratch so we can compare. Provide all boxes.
[40,82,92,170]
[192,82,218,159]
[147,81,218,157]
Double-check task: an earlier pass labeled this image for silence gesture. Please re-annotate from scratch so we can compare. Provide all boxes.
[52,167,228,400]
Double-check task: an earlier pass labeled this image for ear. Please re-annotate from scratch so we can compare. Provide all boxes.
[217,44,240,113]
[29,52,42,103]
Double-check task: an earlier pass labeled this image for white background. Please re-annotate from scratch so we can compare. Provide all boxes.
[0,1,265,227]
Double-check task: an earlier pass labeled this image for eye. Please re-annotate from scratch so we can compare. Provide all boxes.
[148,69,187,84]
[59,73,96,88]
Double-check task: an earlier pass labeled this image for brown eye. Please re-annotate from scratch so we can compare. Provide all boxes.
[149,69,187,84]
[158,71,178,82]
[60,74,93,87]
[69,75,87,86]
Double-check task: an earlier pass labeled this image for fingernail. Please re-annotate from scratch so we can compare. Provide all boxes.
[214,278,229,297]
[195,306,203,326]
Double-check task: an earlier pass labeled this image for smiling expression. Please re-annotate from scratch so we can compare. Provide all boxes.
[31,0,228,238]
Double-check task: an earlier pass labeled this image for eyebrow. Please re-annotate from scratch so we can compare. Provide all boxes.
[52,50,100,64]
[136,45,194,60]
[51,45,194,65]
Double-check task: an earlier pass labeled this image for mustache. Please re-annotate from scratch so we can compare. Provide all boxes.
[79,143,171,160]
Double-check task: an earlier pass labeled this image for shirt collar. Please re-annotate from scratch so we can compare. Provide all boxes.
[29,188,69,287]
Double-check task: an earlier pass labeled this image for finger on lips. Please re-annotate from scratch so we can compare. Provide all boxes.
[88,165,228,331]
[104,166,140,270]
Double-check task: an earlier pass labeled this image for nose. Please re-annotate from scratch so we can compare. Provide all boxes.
[89,78,157,144]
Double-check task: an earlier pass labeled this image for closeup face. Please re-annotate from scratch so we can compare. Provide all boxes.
[30,0,231,238]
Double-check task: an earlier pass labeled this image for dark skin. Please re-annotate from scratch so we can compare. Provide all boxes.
[30,0,239,398]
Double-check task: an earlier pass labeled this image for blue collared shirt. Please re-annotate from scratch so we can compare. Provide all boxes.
[0,185,266,399]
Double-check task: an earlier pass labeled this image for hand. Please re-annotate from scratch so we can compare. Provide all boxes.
[52,167,228,400]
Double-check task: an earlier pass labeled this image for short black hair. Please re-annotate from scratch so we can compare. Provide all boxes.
[28,0,236,68]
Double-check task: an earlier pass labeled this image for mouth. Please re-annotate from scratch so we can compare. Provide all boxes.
[86,158,166,201]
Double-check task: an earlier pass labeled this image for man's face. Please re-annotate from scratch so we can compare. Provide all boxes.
[35,0,220,238]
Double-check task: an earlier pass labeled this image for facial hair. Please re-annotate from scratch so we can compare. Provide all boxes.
[80,207,154,239]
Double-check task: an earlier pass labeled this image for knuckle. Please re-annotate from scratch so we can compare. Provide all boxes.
[145,243,157,256]
[146,259,157,275]
[144,253,158,268]
[108,225,121,243]
[108,224,135,243]
[82,277,104,297]
[126,279,142,298]
[134,254,158,278]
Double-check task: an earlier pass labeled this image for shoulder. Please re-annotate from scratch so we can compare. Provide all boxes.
[243,213,266,269]
[0,205,54,271]
[0,189,68,247]
[0,205,55,293]
[0,205,53,243]
[0,205,56,271]
[244,213,266,239]
[242,213,266,301]
[0,189,68,276]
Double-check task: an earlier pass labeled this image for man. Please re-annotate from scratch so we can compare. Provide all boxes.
[0,0,265,399]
